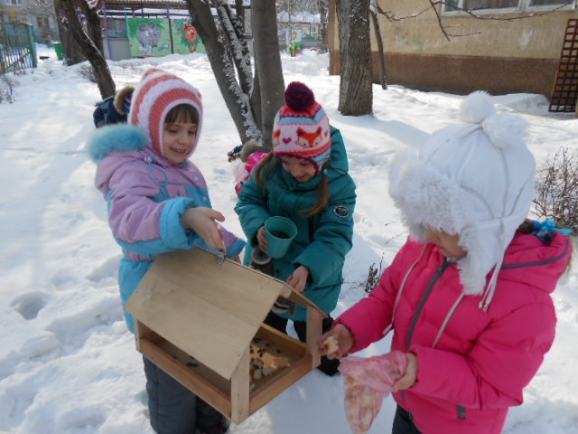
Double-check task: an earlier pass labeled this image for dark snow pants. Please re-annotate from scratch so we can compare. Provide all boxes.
[264,310,340,376]
[392,405,424,434]
[143,356,222,434]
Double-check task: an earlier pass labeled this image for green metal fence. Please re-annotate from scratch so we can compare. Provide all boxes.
[0,23,37,74]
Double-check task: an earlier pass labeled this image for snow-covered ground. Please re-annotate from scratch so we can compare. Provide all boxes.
[0,44,576,434]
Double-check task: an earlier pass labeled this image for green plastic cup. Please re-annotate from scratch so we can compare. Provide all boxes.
[264,216,297,258]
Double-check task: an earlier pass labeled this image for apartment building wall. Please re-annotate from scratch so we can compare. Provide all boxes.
[328,0,576,99]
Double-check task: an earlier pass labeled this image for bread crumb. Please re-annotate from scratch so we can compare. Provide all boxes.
[323,336,339,355]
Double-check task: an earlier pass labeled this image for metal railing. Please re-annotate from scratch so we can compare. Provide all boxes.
[0,22,37,74]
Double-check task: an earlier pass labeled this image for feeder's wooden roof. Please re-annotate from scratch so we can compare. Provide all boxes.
[126,248,324,379]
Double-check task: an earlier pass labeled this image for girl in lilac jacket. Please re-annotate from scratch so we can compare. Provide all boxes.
[88,69,242,434]
[319,92,572,434]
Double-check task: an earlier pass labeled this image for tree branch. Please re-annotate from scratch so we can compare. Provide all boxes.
[374,0,570,41]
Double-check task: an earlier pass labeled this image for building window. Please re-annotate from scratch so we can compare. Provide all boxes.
[103,18,128,39]
[5,0,22,5]
[37,16,49,28]
[444,0,572,11]
[467,0,519,9]
[529,0,572,4]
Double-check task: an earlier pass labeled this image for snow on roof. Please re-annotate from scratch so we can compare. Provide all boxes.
[103,0,246,6]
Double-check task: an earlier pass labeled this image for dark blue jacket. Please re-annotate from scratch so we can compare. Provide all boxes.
[93,85,134,128]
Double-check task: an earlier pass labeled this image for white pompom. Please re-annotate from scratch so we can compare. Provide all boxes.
[460,91,495,124]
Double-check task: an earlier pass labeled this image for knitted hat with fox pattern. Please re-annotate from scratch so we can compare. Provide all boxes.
[389,91,535,307]
[272,82,331,174]
[128,68,203,158]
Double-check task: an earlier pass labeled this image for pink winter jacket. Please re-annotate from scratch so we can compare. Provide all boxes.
[336,231,572,434]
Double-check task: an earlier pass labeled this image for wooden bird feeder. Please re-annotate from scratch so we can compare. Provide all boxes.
[125,247,327,424]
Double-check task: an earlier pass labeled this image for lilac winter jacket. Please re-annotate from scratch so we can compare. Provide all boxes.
[336,231,572,434]
[89,124,245,332]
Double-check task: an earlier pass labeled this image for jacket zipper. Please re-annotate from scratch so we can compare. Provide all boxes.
[402,258,452,403]
[406,258,453,351]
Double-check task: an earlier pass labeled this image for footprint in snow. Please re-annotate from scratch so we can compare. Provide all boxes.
[10,292,49,320]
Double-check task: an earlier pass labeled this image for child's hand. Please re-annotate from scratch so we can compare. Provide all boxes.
[318,324,354,359]
[181,207,226,250]
[392,352,418,392]
[256,225,269,252]
[287,265,309,293]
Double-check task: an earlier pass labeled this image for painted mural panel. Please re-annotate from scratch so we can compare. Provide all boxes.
[126,18,205,57]
[172,20,205,54]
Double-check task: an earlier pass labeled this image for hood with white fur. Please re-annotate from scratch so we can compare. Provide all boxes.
[389,91,536,300]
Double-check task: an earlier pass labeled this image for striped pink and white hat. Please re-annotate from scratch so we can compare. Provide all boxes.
[129,68,203,158]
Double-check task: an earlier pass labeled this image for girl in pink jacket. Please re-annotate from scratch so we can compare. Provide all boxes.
[319,91,573,434]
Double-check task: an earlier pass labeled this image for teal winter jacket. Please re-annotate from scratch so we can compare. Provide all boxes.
[235,127,356,321]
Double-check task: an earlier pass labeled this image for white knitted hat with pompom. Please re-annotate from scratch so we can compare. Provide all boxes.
[389,91,535,303]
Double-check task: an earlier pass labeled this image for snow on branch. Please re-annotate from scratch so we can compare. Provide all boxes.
[84,0,100,10]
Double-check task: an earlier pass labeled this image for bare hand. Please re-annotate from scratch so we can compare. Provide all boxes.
[392,352,418,392]
[318,323,354,359]
[256,225,269,252]
[181,207,225,250]
[286,266,309,293]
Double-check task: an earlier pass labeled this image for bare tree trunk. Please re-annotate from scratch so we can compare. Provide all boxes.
[336,0,372,115]
[232,0,251,63]
[186,0,260,145]
[318,0,328,51]
[251,0,285,149]
[55,0,115,98]
[55,6,84,65]
[370,6,387,90]
[214,1,252,96]
[81,1,104,55]
[186,0,285,153]
[251,61,263,132]
[234,0,245,20]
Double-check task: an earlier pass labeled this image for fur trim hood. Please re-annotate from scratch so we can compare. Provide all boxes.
[113,85,135,115]
[88,124,147,163]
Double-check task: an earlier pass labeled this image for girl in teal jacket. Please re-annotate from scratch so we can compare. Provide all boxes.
[235,82,356,376]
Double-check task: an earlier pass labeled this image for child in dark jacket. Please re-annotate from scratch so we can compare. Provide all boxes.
[93,84,134,128]
[88,69,243,434]
[235,82,357,376]
[319,91,573,434]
